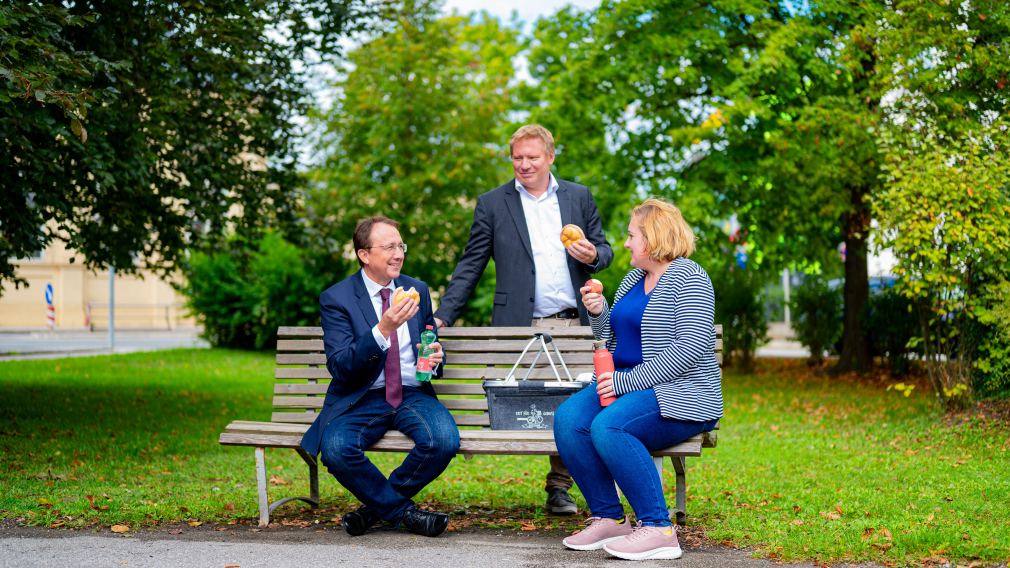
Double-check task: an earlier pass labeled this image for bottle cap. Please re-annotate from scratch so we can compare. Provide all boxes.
[425,325,433,330]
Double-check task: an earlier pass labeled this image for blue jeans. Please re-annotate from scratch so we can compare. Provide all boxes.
[554,384,718,526]
[319,387,460,522]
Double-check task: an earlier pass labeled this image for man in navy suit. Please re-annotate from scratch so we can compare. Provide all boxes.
[434,124,613,515]
[301,215,460,538]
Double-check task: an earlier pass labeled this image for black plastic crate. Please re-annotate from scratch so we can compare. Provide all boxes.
[482,380,583,430]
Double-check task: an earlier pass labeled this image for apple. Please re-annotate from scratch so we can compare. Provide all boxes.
[585,278,603,294]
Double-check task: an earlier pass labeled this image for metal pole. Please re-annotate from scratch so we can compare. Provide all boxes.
[109,264,116,351]
[782,268,791,325]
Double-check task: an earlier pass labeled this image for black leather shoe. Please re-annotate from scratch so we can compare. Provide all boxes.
[342,506,381,536]
[546,488,578,515]
[400,506,449,537]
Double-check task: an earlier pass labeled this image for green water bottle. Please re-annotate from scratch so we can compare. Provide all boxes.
[416,325,437,381]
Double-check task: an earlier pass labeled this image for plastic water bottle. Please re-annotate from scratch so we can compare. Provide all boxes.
[416,325,437,381]
[593,339,616,407]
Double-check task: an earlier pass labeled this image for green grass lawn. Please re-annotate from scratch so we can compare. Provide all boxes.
[1,349,1008,566]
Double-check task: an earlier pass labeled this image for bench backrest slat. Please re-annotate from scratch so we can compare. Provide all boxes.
[271,325,723,428]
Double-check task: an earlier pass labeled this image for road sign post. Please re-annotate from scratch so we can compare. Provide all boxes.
[45,283,55,330]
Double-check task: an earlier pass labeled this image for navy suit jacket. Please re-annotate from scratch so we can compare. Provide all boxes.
[434,178,613,326]
[300,270,441,456]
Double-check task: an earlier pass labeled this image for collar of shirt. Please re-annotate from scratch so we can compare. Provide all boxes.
[515,173,559,199]
[360,270,394,300]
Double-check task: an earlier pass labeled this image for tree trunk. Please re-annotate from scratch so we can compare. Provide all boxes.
[835,186,871,373]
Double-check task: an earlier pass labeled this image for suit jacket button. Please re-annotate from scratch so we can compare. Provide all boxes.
[369,355,378,361]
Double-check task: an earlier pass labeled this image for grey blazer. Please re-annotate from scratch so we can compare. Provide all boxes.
[435,178,613,326]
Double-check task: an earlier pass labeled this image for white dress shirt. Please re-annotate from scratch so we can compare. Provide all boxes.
[361,272,421,389]
[515,174,578,317]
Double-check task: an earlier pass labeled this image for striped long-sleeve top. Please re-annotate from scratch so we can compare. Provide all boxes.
[590,258,723,422]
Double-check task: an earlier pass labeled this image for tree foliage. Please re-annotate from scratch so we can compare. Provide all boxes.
[525,0,883,371]
[307,1,521,322]
[1,0,377,294]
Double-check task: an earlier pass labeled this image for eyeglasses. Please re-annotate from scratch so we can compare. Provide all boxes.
[366,242,408,253]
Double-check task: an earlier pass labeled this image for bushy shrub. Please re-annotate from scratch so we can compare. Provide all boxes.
[181,233,334,350]
[971,280,1010,398]
[789,275,842,366]
[711,267,768,372]
[865,286,920,376]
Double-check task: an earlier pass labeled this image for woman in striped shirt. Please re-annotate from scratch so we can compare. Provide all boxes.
[554,198,723,561]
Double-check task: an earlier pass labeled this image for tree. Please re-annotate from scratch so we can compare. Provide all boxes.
[307,1,522,322]
[1,0,377,294]
[873,0,1010,406]
[525,1,882,371]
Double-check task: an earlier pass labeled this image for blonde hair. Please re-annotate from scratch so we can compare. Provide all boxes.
[509,124,555,156]
[633,198,695,261]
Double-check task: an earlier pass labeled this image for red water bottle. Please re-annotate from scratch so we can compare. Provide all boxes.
[593,340,616,407]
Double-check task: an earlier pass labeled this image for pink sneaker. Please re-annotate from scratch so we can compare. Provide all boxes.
[604,524,683,560]
[562,516,633,551]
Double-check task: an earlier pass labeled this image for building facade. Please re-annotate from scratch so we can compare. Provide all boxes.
[1,239,194,330]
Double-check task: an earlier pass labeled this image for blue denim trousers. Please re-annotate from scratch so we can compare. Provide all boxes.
[319,387,460,522]
[554,384,718,526]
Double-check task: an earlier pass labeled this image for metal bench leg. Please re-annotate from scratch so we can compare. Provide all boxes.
[255,447,269,527]
[296,448,320,506]
[671,456,687,525]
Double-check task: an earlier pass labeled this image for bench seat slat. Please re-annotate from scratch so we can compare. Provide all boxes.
[220,429,703,456]
[224,419,718,449]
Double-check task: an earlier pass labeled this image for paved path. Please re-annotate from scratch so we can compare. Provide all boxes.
[0,329,208,360]
[0,525,814,568]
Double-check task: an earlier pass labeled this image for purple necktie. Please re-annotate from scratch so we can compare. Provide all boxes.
[378,288,402,408]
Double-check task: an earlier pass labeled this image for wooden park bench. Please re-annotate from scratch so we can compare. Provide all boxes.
[219,325,722,527]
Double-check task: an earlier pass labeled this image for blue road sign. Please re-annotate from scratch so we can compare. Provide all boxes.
[45,283,54,305]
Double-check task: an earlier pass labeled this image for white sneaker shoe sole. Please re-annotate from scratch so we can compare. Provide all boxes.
[603,544,684,560]
[563,534,627,551]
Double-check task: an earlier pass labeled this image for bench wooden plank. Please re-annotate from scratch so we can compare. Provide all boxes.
[272,396,490,412]
[223,422,719,448]
[274,367,596,381]
[220,430,703,457]
[270,411,492,427]
[277,325,723,340]
[276,352,598,366]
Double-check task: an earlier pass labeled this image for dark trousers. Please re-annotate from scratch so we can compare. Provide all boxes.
[319,387,460,522]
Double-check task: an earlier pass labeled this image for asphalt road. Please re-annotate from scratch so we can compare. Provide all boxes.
[0,329,208,360]
[0,524,817,568]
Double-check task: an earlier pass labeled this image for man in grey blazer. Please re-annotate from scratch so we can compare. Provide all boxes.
[434,124,613,514]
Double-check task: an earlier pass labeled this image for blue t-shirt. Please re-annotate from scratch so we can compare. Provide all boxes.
[610,278,649,371]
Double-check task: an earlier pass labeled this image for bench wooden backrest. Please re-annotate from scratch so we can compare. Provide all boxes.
[273,325,723,427]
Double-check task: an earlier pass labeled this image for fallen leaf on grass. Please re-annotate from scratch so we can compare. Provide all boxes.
[50,521,66,528]
[187,521,203,527]
[871,542,894,551]
[792,519,804,526]
[223,503,235,511]
[269,475,288,486]
[819,511,841,521]
[280,519,311,527]
[111,524,130,533]
[520,521,537,531]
